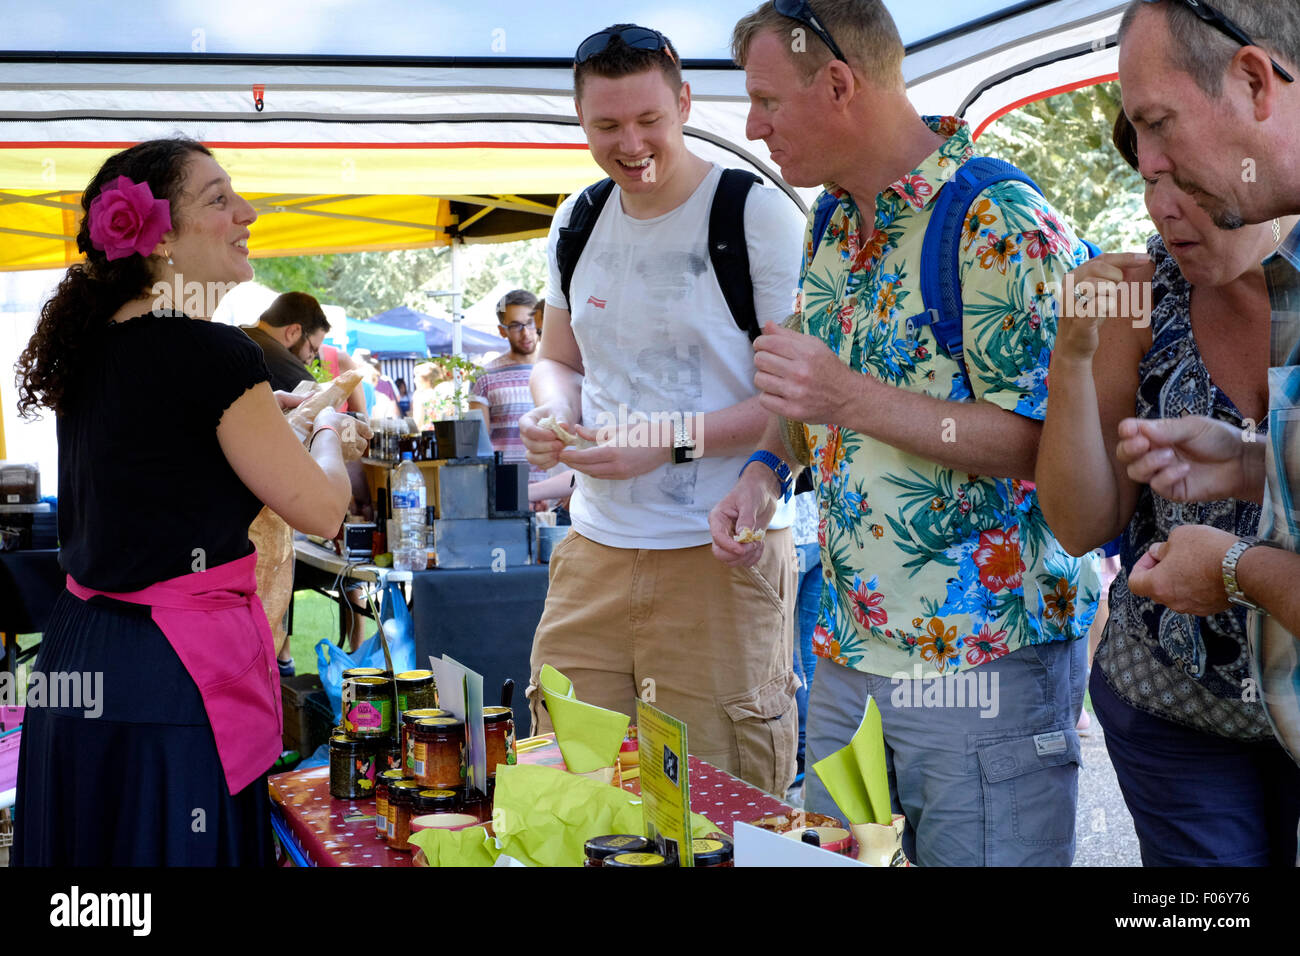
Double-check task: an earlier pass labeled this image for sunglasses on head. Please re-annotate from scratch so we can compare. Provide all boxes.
[774,0,848,65]
[575,26,678,66]
[1144,0,1293,82]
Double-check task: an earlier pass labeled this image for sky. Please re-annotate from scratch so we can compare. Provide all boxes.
[0,0,1030,59]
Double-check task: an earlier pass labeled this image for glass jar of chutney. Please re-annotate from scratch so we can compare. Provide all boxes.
[329,734,378,800]
[413,788,460,816]
[395,670,438,712]
[401,707,448,775]
[374,769,408,841]
[412,717,466,789]
[387,779,423,851]
[584,834,651,867]
[691,836,734,867]
[342,675,395,739]
[482,705,517,777]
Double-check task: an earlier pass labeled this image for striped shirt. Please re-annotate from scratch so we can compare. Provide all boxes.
[470,362,543,480]
[1251,222,1300,761]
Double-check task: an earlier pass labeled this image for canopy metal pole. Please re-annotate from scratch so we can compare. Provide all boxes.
[450,241,463,358]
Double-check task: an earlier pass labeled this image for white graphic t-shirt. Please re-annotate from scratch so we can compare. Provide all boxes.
[546,164,804,548]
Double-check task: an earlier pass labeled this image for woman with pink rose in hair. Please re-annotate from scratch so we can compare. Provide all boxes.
[11,139,366,865]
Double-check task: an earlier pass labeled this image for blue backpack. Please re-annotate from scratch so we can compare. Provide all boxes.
[808,156,1101,395]
[808,157,1115,556]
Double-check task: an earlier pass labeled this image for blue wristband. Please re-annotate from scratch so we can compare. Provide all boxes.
[741,451,793,502]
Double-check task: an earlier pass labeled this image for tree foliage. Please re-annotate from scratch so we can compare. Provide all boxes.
[978,81,1152,253]
[252,238,549,319]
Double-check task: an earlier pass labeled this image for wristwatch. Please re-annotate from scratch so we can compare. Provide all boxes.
[671,421,696,465]
[1221,537,1275,613]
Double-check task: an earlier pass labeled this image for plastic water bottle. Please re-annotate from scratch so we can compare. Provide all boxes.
[390,452,427,573]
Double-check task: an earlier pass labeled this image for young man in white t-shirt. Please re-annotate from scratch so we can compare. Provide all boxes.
[518,24,806,795]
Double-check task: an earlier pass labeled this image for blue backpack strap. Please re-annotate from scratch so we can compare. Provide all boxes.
[918,157,1044,391]
[807,191,839,270]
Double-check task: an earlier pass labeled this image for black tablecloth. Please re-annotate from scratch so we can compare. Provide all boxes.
[410,565,549,733]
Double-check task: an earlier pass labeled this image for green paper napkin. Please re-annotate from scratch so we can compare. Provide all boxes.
[811,696,892,825]
[492,763,718,867]
[407,824,500,867]
[538,663,630,774]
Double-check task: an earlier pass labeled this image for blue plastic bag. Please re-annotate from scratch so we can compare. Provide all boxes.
[315,580,417,724]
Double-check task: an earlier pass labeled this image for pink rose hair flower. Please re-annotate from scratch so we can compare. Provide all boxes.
[87,176,171,261]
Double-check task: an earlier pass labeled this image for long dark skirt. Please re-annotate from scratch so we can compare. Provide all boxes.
[13,590,273,866]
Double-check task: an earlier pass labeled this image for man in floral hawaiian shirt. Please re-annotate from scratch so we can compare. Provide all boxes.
[713,0,1100,865]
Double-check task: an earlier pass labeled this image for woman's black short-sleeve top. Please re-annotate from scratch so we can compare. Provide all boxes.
[57,312,273,592]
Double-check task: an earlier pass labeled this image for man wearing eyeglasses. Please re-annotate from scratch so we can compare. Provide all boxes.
[713,0,1101,866]
[469,288,546,479]
[241,291,329,393]
[1107,2,1300,768]
[519,24,807,796]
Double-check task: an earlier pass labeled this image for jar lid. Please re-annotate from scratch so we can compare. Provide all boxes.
[413,789,460,813]
[691,836,733,865]
[389,780,422,804]
[604,852,669,867]
[378,769,407,785]
[329,734,367,751]
[350,676,391,687]
[583,834,650,861]
[343,667,386,678]
[396,669,435,683]
[482,705,513,723]
[415,717,463,731]
[402,708,448,726]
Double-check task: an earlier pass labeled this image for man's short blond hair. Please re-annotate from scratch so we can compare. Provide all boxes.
[732,0,904,87]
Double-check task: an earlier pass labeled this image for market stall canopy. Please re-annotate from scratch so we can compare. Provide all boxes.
[0,0,1126,271]
[345,318,428,356]
[365,305,502,355]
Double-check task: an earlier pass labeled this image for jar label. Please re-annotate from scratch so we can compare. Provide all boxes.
[344,699,391,734]
[413,739,427,777]
[355,754,376,790]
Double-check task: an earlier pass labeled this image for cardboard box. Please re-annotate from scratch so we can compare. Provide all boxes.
[280,674,333,756]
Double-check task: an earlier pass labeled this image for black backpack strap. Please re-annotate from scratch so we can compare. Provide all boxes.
[708,169,761,341]
[555,178,616,311]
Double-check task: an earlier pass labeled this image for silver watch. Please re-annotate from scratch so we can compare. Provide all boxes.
[1222,537,1271,613]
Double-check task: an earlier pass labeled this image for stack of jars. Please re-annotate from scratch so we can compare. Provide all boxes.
[329,667,401,803]
[329,669,526,853]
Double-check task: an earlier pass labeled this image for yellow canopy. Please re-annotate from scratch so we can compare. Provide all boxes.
[0,143,603,271]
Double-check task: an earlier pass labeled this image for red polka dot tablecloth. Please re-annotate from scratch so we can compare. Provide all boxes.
[269,765,413,867]
[268,735,795,866]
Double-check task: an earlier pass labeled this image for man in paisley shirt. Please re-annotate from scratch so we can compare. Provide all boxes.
[1110,0,1300,765]
[713,0,1100,865]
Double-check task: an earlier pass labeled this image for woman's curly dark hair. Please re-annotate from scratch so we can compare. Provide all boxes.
[14,138,212,418]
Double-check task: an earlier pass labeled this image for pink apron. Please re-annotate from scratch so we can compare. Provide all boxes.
[66,551,282,795]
